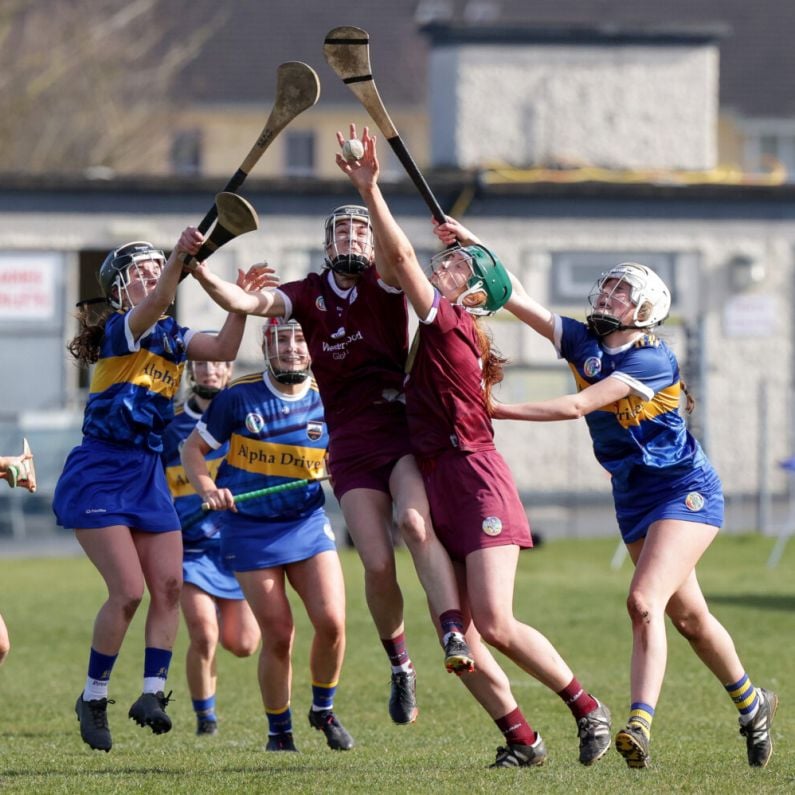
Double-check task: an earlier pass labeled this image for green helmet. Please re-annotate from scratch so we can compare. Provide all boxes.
[427,244,512,315]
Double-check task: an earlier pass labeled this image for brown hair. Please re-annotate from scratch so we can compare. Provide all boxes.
[473,318,507,413]
[67,304,113,366]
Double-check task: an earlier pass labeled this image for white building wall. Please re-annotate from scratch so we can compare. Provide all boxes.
[430,43,718,170]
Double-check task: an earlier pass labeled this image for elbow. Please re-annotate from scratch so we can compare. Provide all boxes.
[391,247,416,273]
[566,399,589,420]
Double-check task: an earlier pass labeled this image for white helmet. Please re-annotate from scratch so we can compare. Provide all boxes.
[587,262,671,337]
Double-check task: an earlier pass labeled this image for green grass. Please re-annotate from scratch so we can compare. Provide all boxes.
[0,535,792,793]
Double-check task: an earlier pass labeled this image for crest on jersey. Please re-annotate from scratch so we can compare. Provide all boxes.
[315,296,326,311]
[584,357,602,377]
[482,516,503,536]
[245,412,265,434]
[306,421,324,441]
[685,491,705,511]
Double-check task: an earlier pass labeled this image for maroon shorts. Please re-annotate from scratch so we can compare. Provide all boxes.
[419,448,533,561]
[327,404,413,500]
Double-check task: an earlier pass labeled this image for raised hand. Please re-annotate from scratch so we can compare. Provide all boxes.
[238,263,279,293]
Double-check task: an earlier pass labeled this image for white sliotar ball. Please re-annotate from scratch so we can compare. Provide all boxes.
[342,139,365,162]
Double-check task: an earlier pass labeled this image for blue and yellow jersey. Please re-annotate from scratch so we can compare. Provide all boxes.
[196,372,327,521]
[82,311,194,452]
[556,316,707,489]
[161,400,228,543]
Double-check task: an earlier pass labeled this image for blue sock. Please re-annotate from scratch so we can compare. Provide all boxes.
[143,647,172,694]
[193,695,217,720]
[83,648,118,700]
[311,680,338,712]
[266,706,292,735]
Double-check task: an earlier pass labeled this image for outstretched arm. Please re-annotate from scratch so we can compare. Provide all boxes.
[186,311,247,363]
[504,272,556,342]
[127,227,202,340]
[191,261,285,317]
[335,125,435,318]
[492,375,631,421]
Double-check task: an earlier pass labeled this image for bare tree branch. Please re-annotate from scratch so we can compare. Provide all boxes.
[0,0,227,174]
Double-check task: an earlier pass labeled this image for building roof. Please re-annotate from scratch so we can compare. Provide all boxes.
[180,0,795,118]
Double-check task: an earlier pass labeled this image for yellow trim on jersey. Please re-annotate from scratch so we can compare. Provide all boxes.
[227,433,326,478]
[227,372,320,391]
[570,366,681,428]
[229,371,266,387]
[166,458,223,497]
[90,349,184,399]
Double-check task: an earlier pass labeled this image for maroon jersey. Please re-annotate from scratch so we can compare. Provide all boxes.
[276,267,409,433]
[405,293,495,458]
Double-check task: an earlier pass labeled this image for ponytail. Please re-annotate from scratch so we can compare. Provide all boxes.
[473,318,507,414]
[67,305,113,366]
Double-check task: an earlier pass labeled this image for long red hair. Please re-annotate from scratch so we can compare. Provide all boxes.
[473,318,507,414]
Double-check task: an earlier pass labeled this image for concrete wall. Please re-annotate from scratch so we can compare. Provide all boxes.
[430,42,718,170]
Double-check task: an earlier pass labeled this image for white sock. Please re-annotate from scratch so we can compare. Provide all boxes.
[143,676,167,695]
[83,677,110,701]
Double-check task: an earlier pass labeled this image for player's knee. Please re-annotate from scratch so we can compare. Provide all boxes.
[626,590,654,625]
[363,557,397,585]
[158,575,182,610]
[396,508,429,545]
[263,624,294,660]
[0,639,9,665]
[190,630,217,658]
[473,614,511,651]
[112,588,144,621]
[669,608,706,641]
[314,615,345,648]
[224,633,259,658]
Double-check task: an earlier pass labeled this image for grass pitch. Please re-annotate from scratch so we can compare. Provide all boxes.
[0,534,792,793]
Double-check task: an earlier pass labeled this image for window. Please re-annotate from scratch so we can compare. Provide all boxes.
[171,130,202,176]
[549,251,678,306]
[742,120,795,182]
[285,131,315,176]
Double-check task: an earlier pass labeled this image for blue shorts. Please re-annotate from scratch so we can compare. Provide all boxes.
[53,438,180,533]
[183,538,244,600]
[220,507,337,572]
[614,464,724,544]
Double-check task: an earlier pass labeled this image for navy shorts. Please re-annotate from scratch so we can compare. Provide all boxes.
[53,438,180,533]
[183,538,245,600]
[419,448,533,562]
[614,464,724,543]
[220,507,337,571]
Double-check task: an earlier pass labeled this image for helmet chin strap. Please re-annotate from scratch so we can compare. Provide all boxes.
[587,313,638,337]
[192,383,221,399]
[272,370,309,385]
[326,253,371,276]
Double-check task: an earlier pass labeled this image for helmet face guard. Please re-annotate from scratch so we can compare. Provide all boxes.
[98,241,166,309]
[263,318,311,385]
[586,262,671,337]
[426,245,512,316]
[323,205,374,275]
[187,336,232,399]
